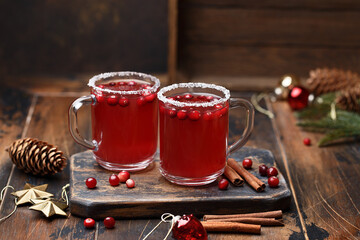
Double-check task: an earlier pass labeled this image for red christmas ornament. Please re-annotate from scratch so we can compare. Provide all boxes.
[287,86,310,110]
[172,214,207,240]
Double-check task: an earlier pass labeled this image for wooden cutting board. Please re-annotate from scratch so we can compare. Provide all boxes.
[69,147,291,219]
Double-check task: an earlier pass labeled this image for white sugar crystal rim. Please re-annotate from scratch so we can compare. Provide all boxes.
[157,82,230,107]
[87,71,160,94]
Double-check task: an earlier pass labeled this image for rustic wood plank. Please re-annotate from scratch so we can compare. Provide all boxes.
[179,0,360,10]
[0,96,95,240]
[179,8,360,47]
[178,44,360,77]
[270,101,360,239]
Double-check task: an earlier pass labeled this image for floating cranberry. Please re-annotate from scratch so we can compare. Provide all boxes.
[84,218,95,229]
[203,111,213,120]
[109,174,120,186]
[206,95,214,101]
[97,84,105,89]
[128,81,136,86]
[220,107,228,116]
[168,108,177,118]
[159,105,166,114]
[109,82,116,86]
[107,96,118,106]
[118,81,127,86]
[168,97,175,101]
[137,96,146,106]
[145,93,156,102]
[104,217,115,229]
[218,179,229,190]
[177,110,187,120]
[119,97,129,107]
[267,167,278,177]
[118,171,130,183]
[242,158,253,169]
[95,94,105,103]
[144,85,152,89]
[126,179,135,188]
[268,176,279,187]
[184,94,193,100]
[196,95,206,101]
[259,164,268,176]
[85,177,97,189]
[175,95,183,101]
[189,110,201,120]
[215,104,223,110]
[303,138,311,146]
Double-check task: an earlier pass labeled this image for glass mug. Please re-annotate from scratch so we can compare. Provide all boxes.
[69,72,160,171]
[157,83,254,186]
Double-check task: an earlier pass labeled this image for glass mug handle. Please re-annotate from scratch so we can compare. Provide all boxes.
[68,95,98,150]
[228,98,255,154]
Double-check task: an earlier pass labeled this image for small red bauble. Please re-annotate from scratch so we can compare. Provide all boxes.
[172,214,207,240]
[303,138,311,146]
[126,179,135,188]
[218,179,229,190]
[268,176,279,187]
[287,86,310,110]
[118,171,130,183]
[189,110,201,120]
[84,218,95,229]
[107,95,118,106]
[104,217,115,229]
[242,158,253,169]
[85,177,97,189]
[267,167,278,177]
[177,110,187,120]
[258,164,268,176]
[109,174,120,186]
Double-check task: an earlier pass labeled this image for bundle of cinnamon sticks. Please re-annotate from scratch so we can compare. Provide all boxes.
[224,158,265,192]
[201,210,284,234]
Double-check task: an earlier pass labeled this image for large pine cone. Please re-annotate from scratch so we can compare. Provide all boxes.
[6,138,67,176]
[336,86,360,113]
[307,68,360,96]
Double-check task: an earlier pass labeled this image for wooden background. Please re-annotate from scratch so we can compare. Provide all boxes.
[169,0,360,87]
[0,0,168,76]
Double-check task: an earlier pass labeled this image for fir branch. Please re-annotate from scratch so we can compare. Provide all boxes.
[318,129,360,147]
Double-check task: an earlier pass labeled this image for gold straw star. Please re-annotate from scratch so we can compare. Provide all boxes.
[29,198,68,217]
[11,183,53,205]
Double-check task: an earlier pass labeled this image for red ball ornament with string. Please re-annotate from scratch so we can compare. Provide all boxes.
[172,214,207,240]
[287,86,310,110]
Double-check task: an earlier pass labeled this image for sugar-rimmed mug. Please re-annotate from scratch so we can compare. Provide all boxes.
[157,82,254,186]
[69,72,160,171]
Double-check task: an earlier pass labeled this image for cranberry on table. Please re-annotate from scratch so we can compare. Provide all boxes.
[258,164,268,176]
[84,218,96,229]
[126,179,135,188]
[218,179,229,190]
[85,177,97,189]
[267,167,278,177]
[303,138,311,146]
[118,171,130,183]
[104,217,115,229]
[268,176,279,187]
[109,174,120,186]
[242,158,253,169]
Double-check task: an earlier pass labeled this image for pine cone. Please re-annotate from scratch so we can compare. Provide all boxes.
[6,138,67,176]
[306,68,360,96]
[336,85,360,113]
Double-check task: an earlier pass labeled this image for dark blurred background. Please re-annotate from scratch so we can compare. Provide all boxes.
[0,0,168,76]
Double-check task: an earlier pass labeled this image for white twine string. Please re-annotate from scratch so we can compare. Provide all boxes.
[142,213,180,240]
[61,184,70,206]
[0,185,17,223]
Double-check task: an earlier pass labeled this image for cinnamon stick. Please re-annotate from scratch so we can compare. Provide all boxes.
[205,217,284,226]
[203,210,283,221]
[223,165,244,186]
[227,158,265,192]
[201,221,261,234]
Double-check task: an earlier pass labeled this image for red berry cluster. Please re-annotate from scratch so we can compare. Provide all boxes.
[84,217,116,229]
[85,171,135,190]
[258,164,279,188]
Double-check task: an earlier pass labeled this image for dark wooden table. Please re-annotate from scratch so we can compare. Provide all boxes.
[0,75,359,239]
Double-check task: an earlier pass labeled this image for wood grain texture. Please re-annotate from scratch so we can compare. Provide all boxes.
[69,148,291,219]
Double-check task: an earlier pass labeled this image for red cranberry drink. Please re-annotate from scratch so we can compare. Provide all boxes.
[69,72,160,171]
[157,83,254,186]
